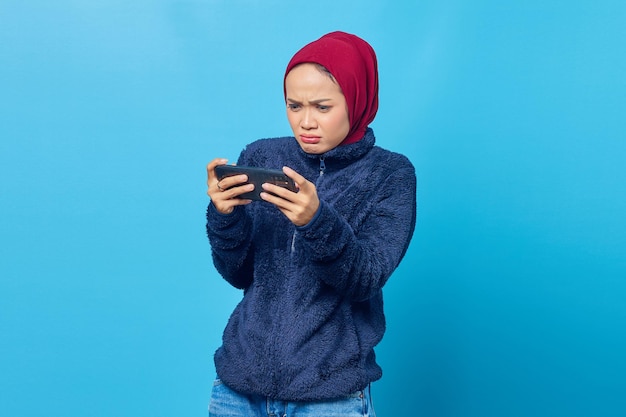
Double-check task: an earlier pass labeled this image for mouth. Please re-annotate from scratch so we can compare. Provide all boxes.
[300,135,321,144]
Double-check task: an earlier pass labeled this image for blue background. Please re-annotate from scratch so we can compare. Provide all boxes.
[1,1,625,416]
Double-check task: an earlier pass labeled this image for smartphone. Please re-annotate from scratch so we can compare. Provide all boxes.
[214,165,297,201]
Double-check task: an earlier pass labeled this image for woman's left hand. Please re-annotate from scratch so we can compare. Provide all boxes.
[260,166,320,227]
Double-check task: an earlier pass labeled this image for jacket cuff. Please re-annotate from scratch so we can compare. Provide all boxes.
[296,200,324,231]
[206,202,246,231]
[296,200,350,260]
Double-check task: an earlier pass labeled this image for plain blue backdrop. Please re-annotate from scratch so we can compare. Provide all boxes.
[1,1,625,416]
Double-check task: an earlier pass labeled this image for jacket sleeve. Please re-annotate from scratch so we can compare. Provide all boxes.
[205,203,254,289]
[296,164,417,301]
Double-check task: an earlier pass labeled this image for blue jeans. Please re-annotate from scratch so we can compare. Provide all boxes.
[208,379,377,417]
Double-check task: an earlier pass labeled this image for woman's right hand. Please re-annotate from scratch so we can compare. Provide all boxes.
[206,158,254,214]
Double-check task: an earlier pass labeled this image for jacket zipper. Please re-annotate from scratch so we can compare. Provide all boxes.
[319,156,326,176]
[290,231,297,255]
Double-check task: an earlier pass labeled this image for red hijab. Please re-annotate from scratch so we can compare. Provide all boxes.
[284,31,379,146]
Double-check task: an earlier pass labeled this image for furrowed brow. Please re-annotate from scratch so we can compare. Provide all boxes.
[287,98,331,105]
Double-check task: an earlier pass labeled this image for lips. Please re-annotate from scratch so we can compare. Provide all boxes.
[300,135,321,144]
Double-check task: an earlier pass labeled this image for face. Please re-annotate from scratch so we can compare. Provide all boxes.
[285,63,350,155]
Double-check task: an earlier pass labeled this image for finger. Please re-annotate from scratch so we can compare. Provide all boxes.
[207,158,228,182]
[213,197,253,214]
[219,174,249,191]
[282,166,307,190]
[260,188,297,211]
[210,180,253,200]
[261,182,299,204]
[223,182,255,199]
[209,182,255,213]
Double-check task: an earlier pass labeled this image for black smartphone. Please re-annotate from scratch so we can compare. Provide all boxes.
[214,165,297,201]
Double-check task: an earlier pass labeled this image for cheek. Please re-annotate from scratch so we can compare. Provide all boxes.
[286,111,297,128]
[333,113,350,137]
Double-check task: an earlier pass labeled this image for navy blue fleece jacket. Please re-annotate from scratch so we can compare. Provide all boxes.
[206,129,416,401]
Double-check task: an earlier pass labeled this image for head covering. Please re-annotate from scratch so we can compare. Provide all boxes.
[284,31,379,146]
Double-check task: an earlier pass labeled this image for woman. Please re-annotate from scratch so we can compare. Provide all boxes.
[206,31,416,417]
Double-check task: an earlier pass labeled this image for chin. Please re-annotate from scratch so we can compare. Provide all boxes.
[297,141,325,155]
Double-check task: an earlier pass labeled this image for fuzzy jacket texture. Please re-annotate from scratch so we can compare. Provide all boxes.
[206,128,417,402]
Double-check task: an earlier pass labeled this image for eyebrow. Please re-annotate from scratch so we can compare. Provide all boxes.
[287,98,332,105]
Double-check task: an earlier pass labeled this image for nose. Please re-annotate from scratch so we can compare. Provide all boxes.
[301,108,317,129]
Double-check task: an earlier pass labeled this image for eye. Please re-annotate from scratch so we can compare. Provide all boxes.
[317,105,331,112]
[287,103,301,111]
